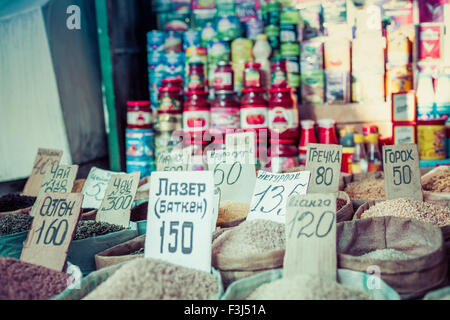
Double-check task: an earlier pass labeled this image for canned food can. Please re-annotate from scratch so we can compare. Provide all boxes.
[147,30,165,53]
[183,30,201,50]
[165,31,183,53]
[201,22,217,47]
[417,119,447,160]
[281,42,300,57]
[217,15,241,41]
[126,129,156,159]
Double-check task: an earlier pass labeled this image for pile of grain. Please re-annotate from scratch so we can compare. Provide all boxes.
[0,214,33,235]
[247,274,372,300]
[0,257,71,300]
[359,248,412,261]
[344,178,385,200]
[74,221,125,240]
[0,194,36,212]
[83,258,218,300]
[422,170,450,193]
[214,219,285,257]
[361,198,450,227]
[217,201,250,224]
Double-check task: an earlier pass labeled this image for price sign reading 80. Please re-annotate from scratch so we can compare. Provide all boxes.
[247,171,311,224]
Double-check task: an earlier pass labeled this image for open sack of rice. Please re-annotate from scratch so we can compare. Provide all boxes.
[54,258,223,300]
[338,216,448,299]
[221,268,400,300]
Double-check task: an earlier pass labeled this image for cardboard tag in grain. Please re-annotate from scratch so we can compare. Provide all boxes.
[156,146,193,171]
[22,149,63,197]
[305,144,342,194]
[81,167,116,209]
[246,170,311,224]
[145,171,214,273]
[207,149,257,204]
[382,143,423,201]
[284,193,337,281]
[96,172,141,228]
[225,131,256,164]
[30,164,79,217]
[20,192,83,272]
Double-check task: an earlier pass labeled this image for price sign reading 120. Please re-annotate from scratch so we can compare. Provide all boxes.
[145,171,214,273]
[246,170,310,224]
[382,143,423,201]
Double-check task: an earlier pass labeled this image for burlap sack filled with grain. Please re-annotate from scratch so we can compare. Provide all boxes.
[337,216,448,299]
[341,172,385,208]
[72,179,86,193]
[95,235,145,270]
[217,201,250,228]
[421,166,450,204]
[336,191,353,222]
[212,219,285,287]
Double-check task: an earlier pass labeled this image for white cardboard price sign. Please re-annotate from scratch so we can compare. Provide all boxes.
[284,193,337,281]
[23,148,63,197]
[81,167,115,209]
[305,143,342,194]
[207,149,257,203]
[156,146,193,172]
[246,170,311,224]
[96,172,141,227]
[30,164,79,217]
[225,131,256,164]
[145,171,214,273]
[382,143,423,201]
[21,192,83,271]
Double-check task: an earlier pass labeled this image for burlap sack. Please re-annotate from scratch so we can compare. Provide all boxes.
[72,179,86,193]
[336,191,353,222]
[337,216,448,299]
[95,235,145,270]
[217,201,249,228]
[220,269,271,289]
[212,228,285,272]
[421,166,450,202]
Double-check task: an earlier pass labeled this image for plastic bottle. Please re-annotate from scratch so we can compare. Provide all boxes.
[253,34,272,90]
[367,133,382,172]
[416,71,436,120]
[351,134,368,174]
[435,71,450,119]
[298,120,317,165]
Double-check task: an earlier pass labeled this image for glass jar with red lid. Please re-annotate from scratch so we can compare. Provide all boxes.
[243,62,263,89]
[183,90,211,144]
[240,88,269,139]
[210,91,240,137]
[271,57,288,88]
[267,139,299,173]
[214,61,234,91]
[157,79,184,114]
[318,119,338,144]
[187,62,206,91]
[298,120,317,165]
[127,101,153,129]
[268,87,299,141]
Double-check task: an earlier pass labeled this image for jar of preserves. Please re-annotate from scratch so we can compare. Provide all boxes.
[127,101,152,129]
[267,139,299,173]
[243,62,263,89]
[268,87,299,141]
[214,61,234,91]
[271,57,288,88]
[183,90,211,144]
[240,88,269,138]
[157,79,184,113]
[187,62,206,91]
[211,91,240,137]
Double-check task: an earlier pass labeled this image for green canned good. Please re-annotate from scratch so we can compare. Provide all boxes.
[280,7,300,25]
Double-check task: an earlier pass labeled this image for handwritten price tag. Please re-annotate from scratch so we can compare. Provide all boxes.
[246,171,311,224]
[145,171,214,273]
[20,193,83,271]
[96,172,141,227]
[207,150,257,203]
[382,143,423,201]
[22,149,63,197]
[225,131,256,164]
[156,146,193,172]
[81,167,115,209]
[305,144,342,194]
[284,193,337,281]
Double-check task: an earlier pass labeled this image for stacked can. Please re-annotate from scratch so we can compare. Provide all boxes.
[147,31,166,109]
[231,38,254,94]
[300,39,325,105]
[280,6,300,97]
[263,0,281,53]
[126,101,156,177]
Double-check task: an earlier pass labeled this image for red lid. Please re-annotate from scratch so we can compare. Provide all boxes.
[127,101,151,107]
[270,139,296,144]
[417,118,447,125]
[158,86,181,92]
[162,78,183,85]
[269,87,292,93]
[241,87,266,94]
[245,62,261,69]
[185,90,208,96]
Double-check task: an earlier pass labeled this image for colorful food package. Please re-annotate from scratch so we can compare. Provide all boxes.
[325,70,350,104]
[300,39,324,72]
[324,39,351,72]
[299,4,322,41]
[386,64,414,98]
[418,0,445,23]
[418,23,443,61]
[301,71,325,105]
[322,0,347,24]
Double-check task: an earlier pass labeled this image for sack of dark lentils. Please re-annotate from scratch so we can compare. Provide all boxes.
[67,221,138,275]
[0,193,35,217]
[0,213,34,258]
[337,216,448,300]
